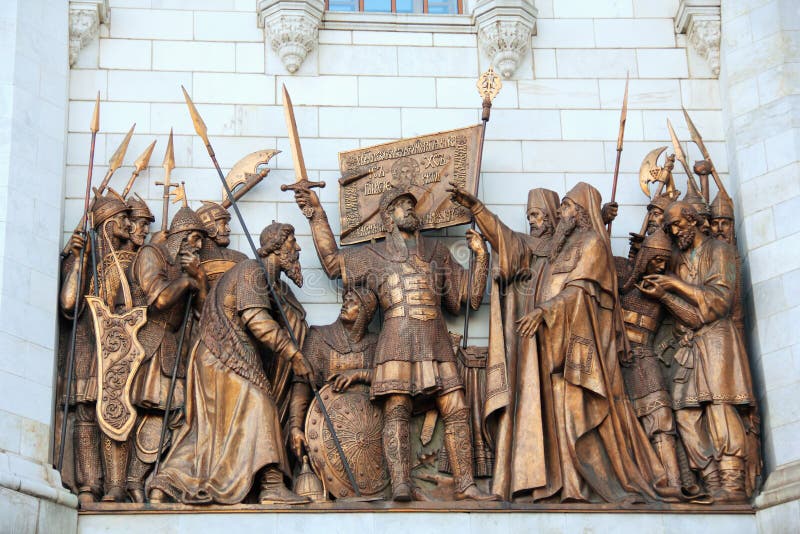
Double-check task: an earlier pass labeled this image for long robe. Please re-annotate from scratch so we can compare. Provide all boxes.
[148,260,304,504]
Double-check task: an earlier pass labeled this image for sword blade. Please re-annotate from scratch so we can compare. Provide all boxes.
[282,85,309,184]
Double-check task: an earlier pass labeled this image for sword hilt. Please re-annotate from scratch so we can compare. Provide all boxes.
[280,179,326,192]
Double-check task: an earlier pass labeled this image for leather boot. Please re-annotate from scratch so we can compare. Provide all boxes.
[701,461,724,501]
[259,466,310,505]
[100,435,129,502]
[126,452,151,503]
[74,420,102,503]
[719,456,747,503]
[443,408,498,501]
[383,401,412,501]
[652,434,682,488]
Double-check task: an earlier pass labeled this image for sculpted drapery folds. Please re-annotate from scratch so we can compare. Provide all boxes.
[148,223,313,505]
[640,201,759,503]
[294,183,496,502]
[449,186,559,500]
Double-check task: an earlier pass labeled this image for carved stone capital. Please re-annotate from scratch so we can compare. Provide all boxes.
[675,0,721,77]
[69,0,108,67]
[473,0,537,79]
[258,0,324,74]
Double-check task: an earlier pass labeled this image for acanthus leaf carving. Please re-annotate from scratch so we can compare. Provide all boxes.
[473,0,537,79]
[675,0,721,78]
[258,0,324,74]
[69,1,109,67]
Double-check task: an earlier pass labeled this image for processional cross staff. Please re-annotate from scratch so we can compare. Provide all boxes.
[461,67,501,349]
[180,85,361,496]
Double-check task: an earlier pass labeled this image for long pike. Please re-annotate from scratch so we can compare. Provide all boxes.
[607,73,629,234]
[58,93,101,471]
[181,85,360,496]
[155,130,177,234]
[682,108,728,200]
[122,140,157,198]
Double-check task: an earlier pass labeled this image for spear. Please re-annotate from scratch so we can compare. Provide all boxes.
[667,118,695,185]
[682,108,728,200]
[607,73,629,234]
[155,130,178,234]
[58,93,101,471]
[181,85,361,496]
[462,67,501,350]
[122,140,157,198]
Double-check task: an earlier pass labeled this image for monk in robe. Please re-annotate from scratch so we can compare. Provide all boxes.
[513,182,672,503]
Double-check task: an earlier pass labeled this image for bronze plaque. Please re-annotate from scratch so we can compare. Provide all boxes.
[337,124,483,245]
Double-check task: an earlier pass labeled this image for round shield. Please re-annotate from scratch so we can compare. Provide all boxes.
[305,384,389,499]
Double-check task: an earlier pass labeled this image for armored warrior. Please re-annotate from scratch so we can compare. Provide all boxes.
[125,205,208,502]
[708,190,746,342]
[58,189,136,503]
[149,222,313,505]
[126,193,155,251]
[294,179,496,502]
[639,201,758,502]
[287,286,379,462]
[196,200,248,288]
[619,229,685,494]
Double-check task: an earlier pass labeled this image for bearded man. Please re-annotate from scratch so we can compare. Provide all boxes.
[125,205,208,502]
[57,189,136,504]
[513,182,674,503]
[148,222,313,505]
[639,201,757,503]
[448,186,558,499]
[126,193,155,251]
[196,200,248,288]
[293,177,495,502]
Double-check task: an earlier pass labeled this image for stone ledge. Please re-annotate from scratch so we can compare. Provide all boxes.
[79,501,755,514]
[0,452,78,509]
[321,12,475,34]
[754,460,800,510]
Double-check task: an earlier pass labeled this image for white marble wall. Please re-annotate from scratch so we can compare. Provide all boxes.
[0,0,78,532]
[719,0,800,525]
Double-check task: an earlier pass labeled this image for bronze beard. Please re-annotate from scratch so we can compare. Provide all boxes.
[280,248,303,287]
[675,225,696,251]
[549,205,591,261]
[530,215,554,238]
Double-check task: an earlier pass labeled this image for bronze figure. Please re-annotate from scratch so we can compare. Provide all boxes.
[293,180,495,502]
[148,223,312,505]
[289,287,386,500]
[640,201,759,503]
[125,205,207,502]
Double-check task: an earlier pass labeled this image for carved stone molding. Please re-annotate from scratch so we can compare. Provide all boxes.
[675,0,721,77]
[258,0,324,74]
[69,0,108,67]
[473,0,537,79]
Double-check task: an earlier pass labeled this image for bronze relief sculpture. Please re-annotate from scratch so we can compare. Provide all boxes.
[55,81,762,511]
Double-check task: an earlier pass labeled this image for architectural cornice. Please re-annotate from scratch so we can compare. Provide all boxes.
[258,0,325,74]
[69,0,108,67]
[675,0,721,77]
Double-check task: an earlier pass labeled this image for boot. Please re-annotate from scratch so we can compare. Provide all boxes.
[259,466,310,505]
[383,401,412,502]
[652,434,682,489]
[126,451,151,502]
[443,408,498,501]
[74,420,102,503]
[719,456,747,503]
[701,461,724,501]
[100,435,129,502]
[676,438,702,495]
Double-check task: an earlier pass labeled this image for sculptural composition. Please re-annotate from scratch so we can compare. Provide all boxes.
[54,79,761,510]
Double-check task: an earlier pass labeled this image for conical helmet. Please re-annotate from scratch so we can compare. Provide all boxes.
[127,193,155,222]
[168,206,205,235]
[710,192,735,220]
[641,228,673,253]
[91,187,129,228]
[682,176,710,218]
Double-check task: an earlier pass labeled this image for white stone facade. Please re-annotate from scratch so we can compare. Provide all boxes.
[0,0,797,531]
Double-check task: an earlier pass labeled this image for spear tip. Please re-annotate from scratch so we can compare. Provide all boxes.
[162,128,175,171]
[181,86,209,147]
[108,123,137,172]
[90,92,100,133]
[135,139,158,172]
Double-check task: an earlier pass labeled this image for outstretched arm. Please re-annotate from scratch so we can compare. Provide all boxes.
[294,189,343,279]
